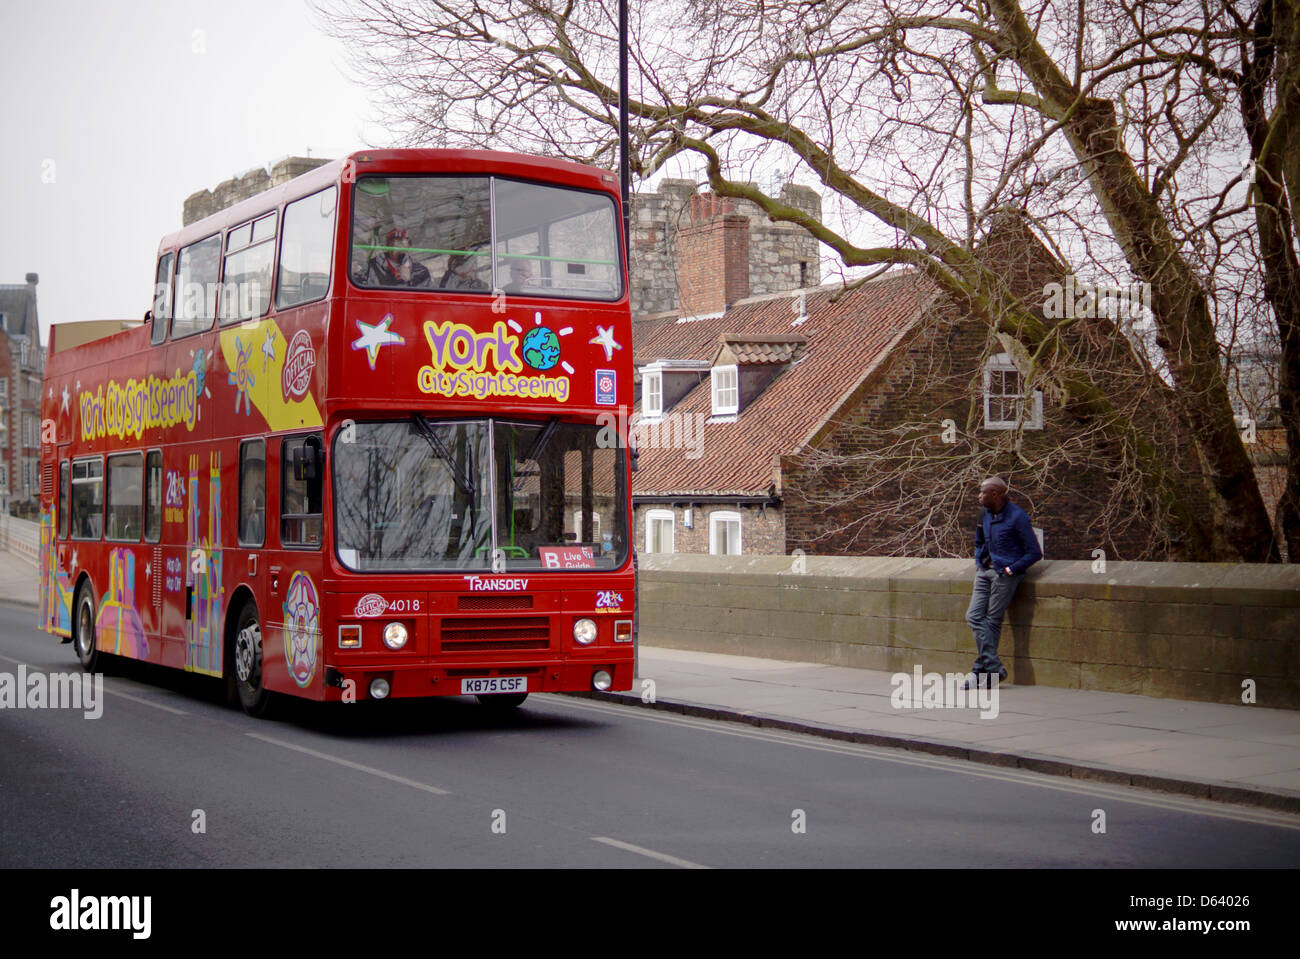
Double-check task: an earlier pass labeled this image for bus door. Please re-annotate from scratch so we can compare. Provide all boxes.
[263,433,325,695]
[44,448,75,638]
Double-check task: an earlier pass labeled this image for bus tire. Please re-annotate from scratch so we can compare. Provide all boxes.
[233,602,273,718]
[73,583,101,673]
[476,693,527,710]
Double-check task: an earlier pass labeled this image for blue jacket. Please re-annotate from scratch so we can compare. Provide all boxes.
[975,500,1042,575]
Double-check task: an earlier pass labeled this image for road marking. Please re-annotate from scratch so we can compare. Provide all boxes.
[99,686,190,715]
[591,836,709,869]
[246,732,451,795]
[0,653,190,715]
[553,697,1300,831]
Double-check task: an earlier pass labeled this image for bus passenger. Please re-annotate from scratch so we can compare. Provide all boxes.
[504,259,534,294]
[439,253,488,291]
[358,228,432,288]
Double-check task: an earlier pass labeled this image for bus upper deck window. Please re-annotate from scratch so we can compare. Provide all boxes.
[173,235,220,338]
[151,253,173,346]
[277,187,337,309]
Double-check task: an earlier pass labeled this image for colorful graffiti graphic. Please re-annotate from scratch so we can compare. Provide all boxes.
[228,335,255,415]
[281,571,320,688]
[218,319,323,431]
[186,452,223,676]
[95,548,149,659]
[38,509,72,637]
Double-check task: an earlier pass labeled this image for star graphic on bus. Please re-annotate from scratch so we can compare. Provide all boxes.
[60,386,70,414]
[589,325,622,362]
[262,328,276,372]
[228,337,255,415]
[352,314,405,370]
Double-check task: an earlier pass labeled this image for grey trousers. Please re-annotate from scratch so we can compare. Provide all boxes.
[966,568,1024,674]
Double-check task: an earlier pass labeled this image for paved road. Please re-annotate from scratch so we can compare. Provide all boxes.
[3,603,1299,868]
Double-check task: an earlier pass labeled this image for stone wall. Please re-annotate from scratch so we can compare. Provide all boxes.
[183,156,331,226]
[637,554,1300,708]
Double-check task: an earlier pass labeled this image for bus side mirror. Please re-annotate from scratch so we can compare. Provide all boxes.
[293,436,323,481]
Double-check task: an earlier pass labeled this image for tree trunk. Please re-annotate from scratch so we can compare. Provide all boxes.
[990,0,1280,561]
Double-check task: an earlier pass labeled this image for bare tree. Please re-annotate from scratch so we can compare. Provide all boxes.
[323,0,1297,561]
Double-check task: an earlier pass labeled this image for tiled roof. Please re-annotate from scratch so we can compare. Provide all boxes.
[714,334,808,366]
[631,272,935,496]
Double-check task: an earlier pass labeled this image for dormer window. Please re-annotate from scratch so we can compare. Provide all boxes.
[983,352,1043,430]
[643,370,663,418]
[711,365,738,416]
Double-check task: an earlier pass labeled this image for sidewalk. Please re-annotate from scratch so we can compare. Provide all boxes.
[0,545,37,607]
[3,546,1297,812]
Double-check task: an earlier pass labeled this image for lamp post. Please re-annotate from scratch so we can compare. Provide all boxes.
[619,0,630,255]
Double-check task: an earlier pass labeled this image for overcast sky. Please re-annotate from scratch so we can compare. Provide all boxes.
[0,0,381,342]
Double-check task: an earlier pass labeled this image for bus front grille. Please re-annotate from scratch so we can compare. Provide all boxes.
[440,616,550,652]
[457,595,535,611]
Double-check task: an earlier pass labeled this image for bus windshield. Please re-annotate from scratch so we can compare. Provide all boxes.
[349,175,621,300]
[333,418,627,572]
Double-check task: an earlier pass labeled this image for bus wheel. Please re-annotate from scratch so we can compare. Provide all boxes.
[476,693,527,710]
[73,583,101,673]
[233,603,272,718]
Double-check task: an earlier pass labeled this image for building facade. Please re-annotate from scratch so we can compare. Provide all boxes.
[0,273,46,516]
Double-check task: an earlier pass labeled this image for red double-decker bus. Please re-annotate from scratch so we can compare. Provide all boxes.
[38,149,634,716]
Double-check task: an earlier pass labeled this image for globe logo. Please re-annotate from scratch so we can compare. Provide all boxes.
[522,326,561,371]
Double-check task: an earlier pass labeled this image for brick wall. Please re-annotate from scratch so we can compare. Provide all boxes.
[634,503,785,555]
[676,200,751,316]
[781,303,1205,560]
[780,216,1215,561]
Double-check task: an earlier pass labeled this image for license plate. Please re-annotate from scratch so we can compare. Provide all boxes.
[461,676,527,695]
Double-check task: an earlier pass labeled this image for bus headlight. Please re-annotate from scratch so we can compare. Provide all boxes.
[592,670,613,691]
[370,678,391,699]
[573,618,597,645]
[383,622,409,650]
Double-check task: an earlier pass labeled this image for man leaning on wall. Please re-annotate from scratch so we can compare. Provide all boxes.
[963,476,1042,690]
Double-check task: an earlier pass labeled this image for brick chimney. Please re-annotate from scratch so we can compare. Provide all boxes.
[676,193,750,316]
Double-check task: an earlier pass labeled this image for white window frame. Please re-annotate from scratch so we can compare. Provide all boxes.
[711,364,738,416]
[983,353,1043,430]
[644,508,675,554]
[642,369,663,419]
[572,509,601,541]
[709,510,742,555]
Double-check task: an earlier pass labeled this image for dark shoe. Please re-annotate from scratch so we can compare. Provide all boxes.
[961,672,983,691]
